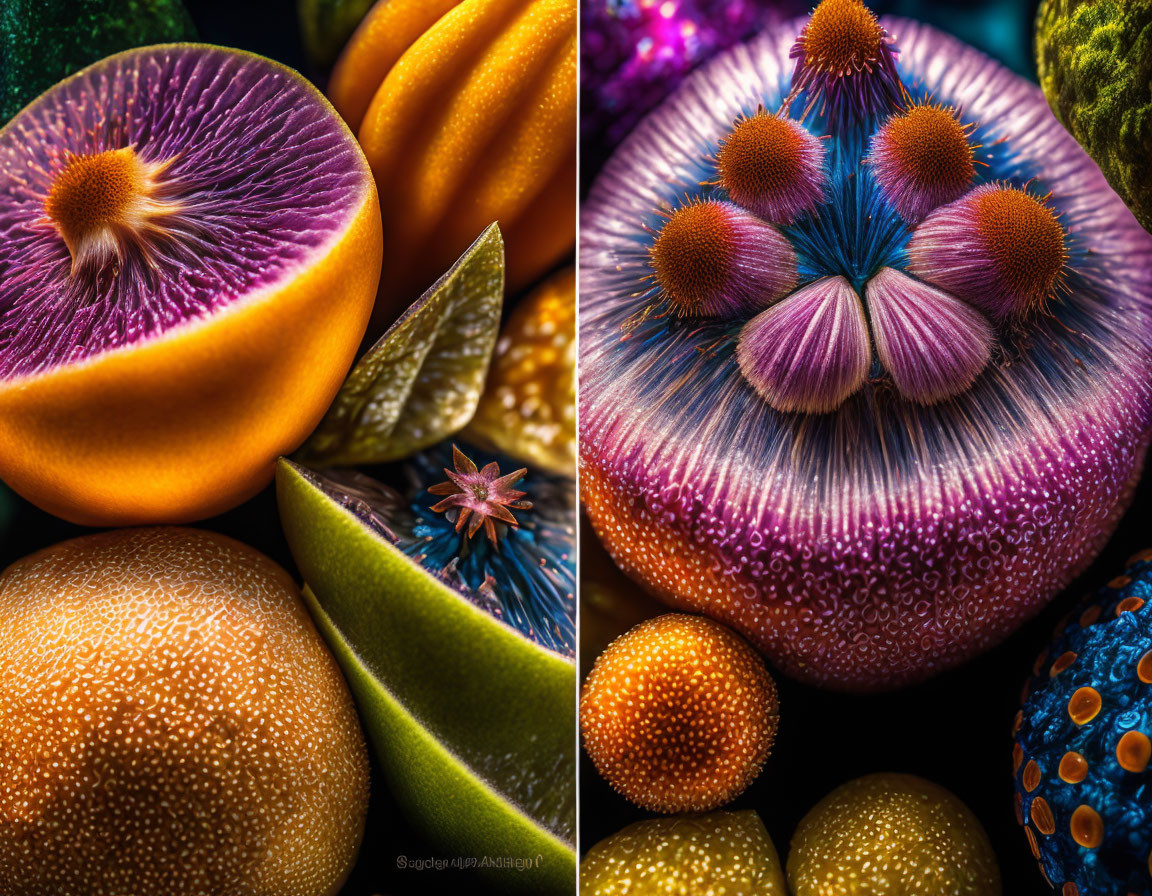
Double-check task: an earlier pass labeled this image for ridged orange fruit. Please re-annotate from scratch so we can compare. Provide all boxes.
[327,0,463,132]
[331,0,576,331]
[0,45,382,525]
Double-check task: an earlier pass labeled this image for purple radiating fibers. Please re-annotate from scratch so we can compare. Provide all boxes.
[0,45,367,380]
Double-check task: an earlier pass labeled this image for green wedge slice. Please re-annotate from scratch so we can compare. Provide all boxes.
[276,459,576,893]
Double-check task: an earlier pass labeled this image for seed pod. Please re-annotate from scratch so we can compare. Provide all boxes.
[579,0,1152,690]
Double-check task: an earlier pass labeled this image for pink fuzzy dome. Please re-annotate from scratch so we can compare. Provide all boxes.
[713,110,827,224]
[648,200,797,318]
[580,1,1152,690]
[866,102,978,221]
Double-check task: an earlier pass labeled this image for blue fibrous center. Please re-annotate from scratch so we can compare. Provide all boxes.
[782,132,909,291]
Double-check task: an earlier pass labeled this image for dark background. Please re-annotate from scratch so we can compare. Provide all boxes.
[576,0,1112,894]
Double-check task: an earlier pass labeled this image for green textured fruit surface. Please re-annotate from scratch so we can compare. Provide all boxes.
[276,458,576,894]
[1036,0,1152,233]
[581,810,788,895]
[297,0,375,69]
[0,0,196,122]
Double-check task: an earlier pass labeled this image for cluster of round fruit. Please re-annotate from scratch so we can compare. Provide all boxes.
[579,611,1002,894]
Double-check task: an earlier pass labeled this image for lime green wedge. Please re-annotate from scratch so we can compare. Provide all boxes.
[276,458,575,893]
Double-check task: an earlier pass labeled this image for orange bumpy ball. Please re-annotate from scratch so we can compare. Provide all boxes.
[867,103,976,220]
[719,114,803,198]
[886,105,974,185]
[649,202,737,313]
[787,773,1002,896]
[802,0,885,75]
[975,186,1067,312]
[44,149,144,257]
[0,528,370,896]
[714,111,826,223]
[580,613,779,813]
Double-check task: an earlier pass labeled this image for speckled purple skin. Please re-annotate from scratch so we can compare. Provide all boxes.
[580,18,1152,690]
[0,45,366,380]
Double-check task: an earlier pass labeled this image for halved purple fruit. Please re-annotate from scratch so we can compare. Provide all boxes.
[0,44,382,524]
[0,44,371,378]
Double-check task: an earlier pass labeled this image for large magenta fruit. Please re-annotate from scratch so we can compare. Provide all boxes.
[579,0,1152,690]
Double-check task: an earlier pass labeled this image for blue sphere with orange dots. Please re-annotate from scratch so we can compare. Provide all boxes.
[1013,548,1152,895]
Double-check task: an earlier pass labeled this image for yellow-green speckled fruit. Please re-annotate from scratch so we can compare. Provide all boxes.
[0,528,369,896]
[582,810,788,895]
[787,773,1001,896]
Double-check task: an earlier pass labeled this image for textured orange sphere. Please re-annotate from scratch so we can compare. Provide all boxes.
[649,202,737,314]
[0,528,369,896]
[580,613,779,813]
[974,186,1067,313]
[787,773,1001,896]
[802,0,885,75]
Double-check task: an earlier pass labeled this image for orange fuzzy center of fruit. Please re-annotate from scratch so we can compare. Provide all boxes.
[717,114,804,204]
[649,203,733,313]
[803,0,884,74]
[975,188,1066,312]
[44,148,178,272]
[887,104,974,190]
[46,150,143,248]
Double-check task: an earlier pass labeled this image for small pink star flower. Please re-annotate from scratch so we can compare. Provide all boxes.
[427,445,532,546]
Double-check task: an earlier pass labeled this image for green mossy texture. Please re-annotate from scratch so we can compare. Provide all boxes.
[297,0,374,69]
[0,0,196,123]
[1036,0,1152,233]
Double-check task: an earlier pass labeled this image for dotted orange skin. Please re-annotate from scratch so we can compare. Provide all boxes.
[0,528,369,896]
[580,613,779,814]
[581,810,788,895]
[786,773,1002,896]
[0,156,381,526]
[352,0,576,331]
[466,266,576,476]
